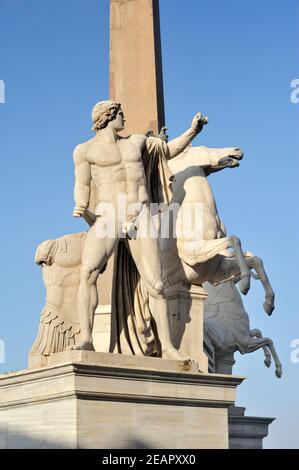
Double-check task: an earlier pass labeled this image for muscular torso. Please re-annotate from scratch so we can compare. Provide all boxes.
[43,234,85,314]
[84,134,149,211]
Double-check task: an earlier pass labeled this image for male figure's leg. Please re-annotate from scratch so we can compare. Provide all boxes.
[76,217,118,350]
[127,206,190,361]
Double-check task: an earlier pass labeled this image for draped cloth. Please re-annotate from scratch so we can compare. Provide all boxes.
[109,137,172,356]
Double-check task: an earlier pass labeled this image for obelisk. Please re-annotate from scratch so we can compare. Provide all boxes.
[93,0,166,350]
[110,0,165,135]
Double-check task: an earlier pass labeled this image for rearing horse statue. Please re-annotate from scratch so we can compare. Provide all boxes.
[158,145,274,317]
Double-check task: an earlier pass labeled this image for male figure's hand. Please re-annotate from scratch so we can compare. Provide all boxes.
[191,112,209,134]
[73,206,86,217]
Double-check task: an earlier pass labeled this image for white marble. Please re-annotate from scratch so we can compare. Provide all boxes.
[0,354,244,449]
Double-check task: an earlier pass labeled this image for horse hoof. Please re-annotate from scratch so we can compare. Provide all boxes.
[275,367,282,378]
[263,300,275,316]
[239,275,251,295]
[264,357,271,368]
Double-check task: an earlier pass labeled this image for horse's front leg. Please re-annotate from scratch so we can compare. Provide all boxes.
[180,236,251,293]
[245,255,275,315]
[225,236,251,294]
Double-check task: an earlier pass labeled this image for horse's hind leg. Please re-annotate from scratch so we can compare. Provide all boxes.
[236,335,282,378]
[246,256,275,315]
[265,339,282,378]
[248,334,282,378]
[250,329,271,368]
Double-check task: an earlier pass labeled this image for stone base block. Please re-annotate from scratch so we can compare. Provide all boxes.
[228,406,275,449]
[0,351,244,449]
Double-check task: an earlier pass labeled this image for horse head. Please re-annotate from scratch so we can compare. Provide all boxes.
[167,145,244,206]
[168,145,244,176]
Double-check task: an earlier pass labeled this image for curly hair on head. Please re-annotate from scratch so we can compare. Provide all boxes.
[91,101,121,132]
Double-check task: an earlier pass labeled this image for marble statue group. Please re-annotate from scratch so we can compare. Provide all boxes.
[30,100,282,377]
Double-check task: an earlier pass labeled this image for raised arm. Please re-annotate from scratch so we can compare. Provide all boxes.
[167,112,208,159]
[73,144,91,217]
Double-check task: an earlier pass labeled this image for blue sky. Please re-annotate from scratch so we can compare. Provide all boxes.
[0,0,298,448]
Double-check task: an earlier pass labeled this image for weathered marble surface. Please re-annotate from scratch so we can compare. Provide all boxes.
[228,406,275,449]
[203,280,282,378]
[0,353,244,449]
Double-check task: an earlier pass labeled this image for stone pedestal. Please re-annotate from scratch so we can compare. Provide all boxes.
[170,285,209,373]
[228,406,275,449]
[0,351,244,449]
[215,353,236,375]
[83,284,210,374]
[203,336,215,373]
[92,305,111,353]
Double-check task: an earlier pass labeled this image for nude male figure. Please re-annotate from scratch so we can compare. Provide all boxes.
[73,100,207,358]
